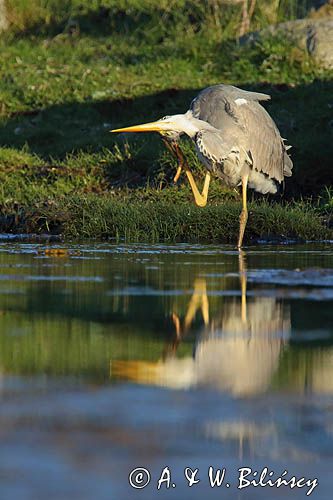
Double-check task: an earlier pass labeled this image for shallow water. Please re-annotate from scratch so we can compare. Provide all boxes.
[0,241,332,499]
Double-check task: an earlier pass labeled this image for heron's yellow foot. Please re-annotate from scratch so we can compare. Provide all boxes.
[194,196,208,208]
[184,278,209,330]
[185,170,211,208]
[171,312,181,338]
[173,166,182,183]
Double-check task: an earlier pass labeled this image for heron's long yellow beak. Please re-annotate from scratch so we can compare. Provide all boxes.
[111,120,165,133]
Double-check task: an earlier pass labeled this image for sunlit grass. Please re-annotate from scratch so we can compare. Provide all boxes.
[0,191,328,243]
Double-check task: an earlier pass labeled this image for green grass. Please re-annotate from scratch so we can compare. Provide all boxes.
[0,0,332,241]
[0,193,329,243]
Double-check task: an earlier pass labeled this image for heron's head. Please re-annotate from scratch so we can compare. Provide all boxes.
[111,113,198,139]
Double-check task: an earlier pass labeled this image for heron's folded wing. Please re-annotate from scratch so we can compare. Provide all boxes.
[195,129,238,164]
[237,101,293,182]
[191,85,270,120]
[191,86,292,182]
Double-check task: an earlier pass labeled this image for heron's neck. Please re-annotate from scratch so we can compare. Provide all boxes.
[180,111,214,138]
[173,112,201,138]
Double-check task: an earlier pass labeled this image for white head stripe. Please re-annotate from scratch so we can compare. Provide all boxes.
[235,98,247,106]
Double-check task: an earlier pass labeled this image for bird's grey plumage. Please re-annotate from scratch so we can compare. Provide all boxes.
[190,84,293,193]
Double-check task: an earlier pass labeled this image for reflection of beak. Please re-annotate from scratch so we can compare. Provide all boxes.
[111,120,167,134]
[111,359,160,383]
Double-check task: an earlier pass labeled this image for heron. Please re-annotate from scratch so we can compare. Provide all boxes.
[111,84,293,248]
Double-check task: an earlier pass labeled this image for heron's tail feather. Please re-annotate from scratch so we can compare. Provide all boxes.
[283,150,293,177]
[243,90,271,102]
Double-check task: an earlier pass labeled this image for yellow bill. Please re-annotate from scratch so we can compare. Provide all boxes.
[111,120,165,134]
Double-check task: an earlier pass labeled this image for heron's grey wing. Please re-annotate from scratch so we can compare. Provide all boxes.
[190,84,271,149]
[195,129,238,164]
[190,85,250,158]
[236,101,293,182]
[190,84,271,115]
[190,84,270,123]
[191,84,292,182]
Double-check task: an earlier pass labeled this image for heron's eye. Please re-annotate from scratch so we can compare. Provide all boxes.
[161,116,170,120]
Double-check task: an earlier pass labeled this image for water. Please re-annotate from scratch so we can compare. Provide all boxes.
[0,241,332,499]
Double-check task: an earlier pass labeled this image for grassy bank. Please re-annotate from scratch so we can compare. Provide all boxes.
[0,0,332,241]
[0,193,330,243]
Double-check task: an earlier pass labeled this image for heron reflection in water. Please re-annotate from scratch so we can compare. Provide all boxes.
[112,253,291,396]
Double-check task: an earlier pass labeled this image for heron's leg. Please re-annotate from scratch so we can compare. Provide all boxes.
[173,143,185,182]
[163,138,211,205]
[238,250,247,323]
[185,170,211,208]
[162,312,182,356]
[174,166,182,183]
[184,278,209,332]
[162,139,184,183]
[162,139,175,158]
[238,174,248,249]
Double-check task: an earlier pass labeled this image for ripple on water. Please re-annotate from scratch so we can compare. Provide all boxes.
[247,268,333,287]
[0,274,104,283]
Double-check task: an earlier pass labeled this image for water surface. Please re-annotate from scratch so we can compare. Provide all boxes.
[0,242,332,499]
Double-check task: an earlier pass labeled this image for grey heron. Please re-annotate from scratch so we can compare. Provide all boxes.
[112,84,293,248]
